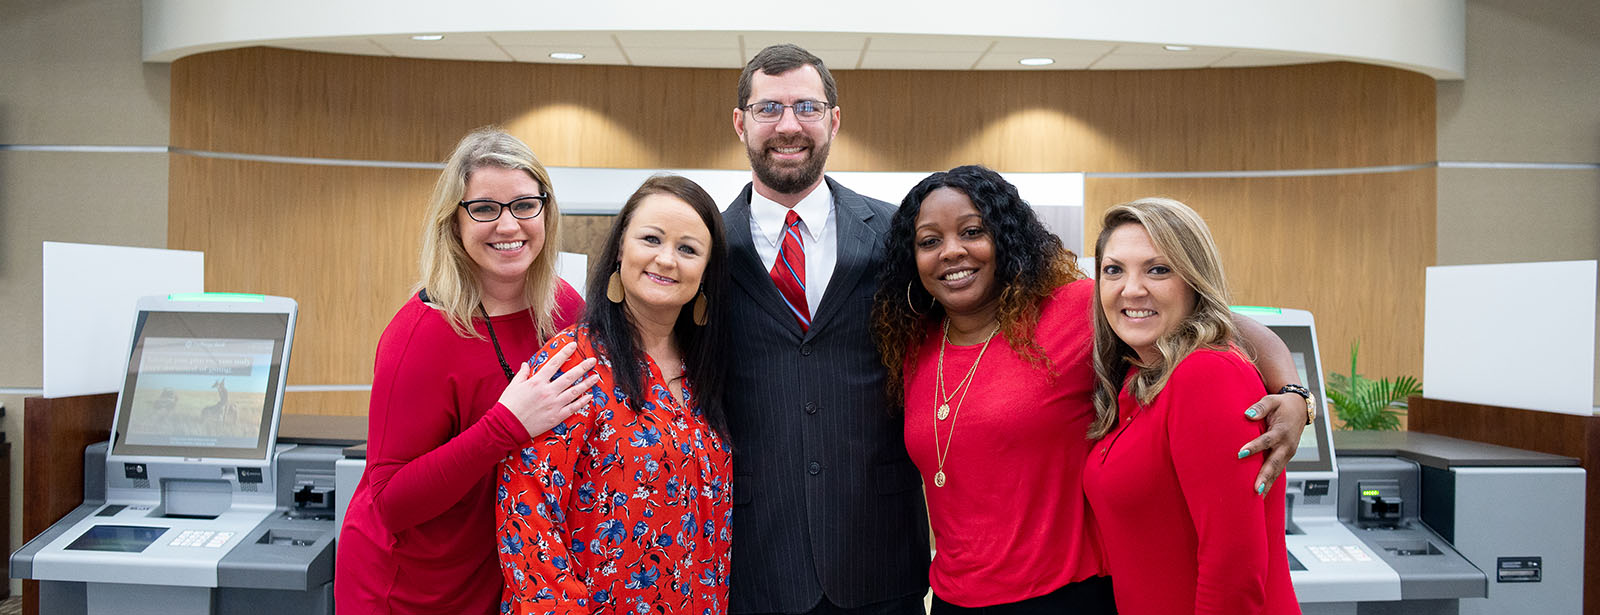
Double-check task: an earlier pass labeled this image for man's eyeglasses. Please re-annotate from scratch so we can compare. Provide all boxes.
[741,100,832,123]
[458,195,547,222]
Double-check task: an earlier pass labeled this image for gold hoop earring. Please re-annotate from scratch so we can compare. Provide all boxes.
[906,280,932,317]
[692,290,709,326]
[606,269,624,303]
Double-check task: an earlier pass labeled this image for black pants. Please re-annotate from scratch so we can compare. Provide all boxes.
[795,594,928,615]
[930,577,1116,615]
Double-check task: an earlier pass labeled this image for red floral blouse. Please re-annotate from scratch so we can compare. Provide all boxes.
[496,325,732,615]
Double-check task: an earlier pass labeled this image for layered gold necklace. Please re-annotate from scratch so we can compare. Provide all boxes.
[930,318,1001,488]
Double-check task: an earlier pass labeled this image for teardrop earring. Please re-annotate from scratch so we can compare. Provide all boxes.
[606,268,624,304]
[692,290,709,326]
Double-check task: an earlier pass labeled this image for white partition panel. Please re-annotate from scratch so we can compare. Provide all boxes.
[1423,260,1597,415]
[42,242,205,397]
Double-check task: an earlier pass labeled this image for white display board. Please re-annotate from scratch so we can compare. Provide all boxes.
[1423,260,1597,415]
[42,242,205,397]
[548,167,1086,254]
[556,251,588,296]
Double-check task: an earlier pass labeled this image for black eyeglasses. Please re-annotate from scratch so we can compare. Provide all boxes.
[741,100,831,123]
[458,194,547,222]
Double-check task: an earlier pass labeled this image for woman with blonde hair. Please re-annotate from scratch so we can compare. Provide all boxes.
[1083,197,1300,614]
[338,128,600,614]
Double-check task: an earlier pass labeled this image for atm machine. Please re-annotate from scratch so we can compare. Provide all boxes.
[11,293,339,615]
[1235,307,1488,614]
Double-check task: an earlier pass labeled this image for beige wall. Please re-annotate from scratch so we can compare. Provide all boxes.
[0,0,172,594]
[1436,0,1600,402]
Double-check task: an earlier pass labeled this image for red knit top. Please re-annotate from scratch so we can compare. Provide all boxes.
[1082,347,1301,615]
[903,279,1107,606]
[336,281,584,615]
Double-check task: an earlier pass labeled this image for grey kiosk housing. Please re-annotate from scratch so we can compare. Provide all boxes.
[12,294,339,615]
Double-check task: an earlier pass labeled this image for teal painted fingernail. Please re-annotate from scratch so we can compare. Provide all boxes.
[1244,409,1258,418]
[1237,448,1250,459]
[1255,483,1266,495]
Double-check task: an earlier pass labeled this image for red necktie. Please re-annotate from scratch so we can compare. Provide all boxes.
[770,210,810,330]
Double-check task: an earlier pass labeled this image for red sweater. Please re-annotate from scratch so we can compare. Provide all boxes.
[1082,347,1300,615]
[903,279,1106,606]
[336,282,584,615]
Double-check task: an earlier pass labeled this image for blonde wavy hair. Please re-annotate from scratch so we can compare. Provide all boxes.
[417,128,562,341]
[1089,197,1235,439]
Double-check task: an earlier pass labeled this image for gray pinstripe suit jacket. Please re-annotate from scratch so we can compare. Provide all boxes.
[722,178,931,614]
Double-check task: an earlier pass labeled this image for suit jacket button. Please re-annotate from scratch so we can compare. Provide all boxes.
[800,343,812,356]
[805,402,817,415]
[807,461,821,475]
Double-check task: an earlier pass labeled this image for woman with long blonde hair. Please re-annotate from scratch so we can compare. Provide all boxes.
[1083,198,1301,614]
[338,128,600,614]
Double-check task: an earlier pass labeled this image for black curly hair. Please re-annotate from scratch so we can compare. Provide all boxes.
[871,165,1083,408]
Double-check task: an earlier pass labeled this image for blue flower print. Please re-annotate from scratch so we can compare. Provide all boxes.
[665,476,680,498]
[613,492,628,507]
[577,483,596,505]
[656,534,673,547]
[550,470,566,487]
[598,518,626,544]
[699,568,718,587]
[680,512,697,535]
[593,589,611,604]
[632,520,649,539]
[519,447,538,466]
[553,422,571,436]
[501,600,511,614]
[500,533,523,555]
[624,566,660,589]
[533,586,554,601]
[635,602,650,614]
[570,538,586,554]
[680,442,692,455]
[514,501,532,516]
[552,556,568,570]
[630,427,662,447]
[497,484,507,502]
[645,459,659,473]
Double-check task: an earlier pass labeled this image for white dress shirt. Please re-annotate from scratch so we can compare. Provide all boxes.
[748,180,836,316]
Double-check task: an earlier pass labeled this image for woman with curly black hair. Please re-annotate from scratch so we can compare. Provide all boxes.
[870,165,1310,614]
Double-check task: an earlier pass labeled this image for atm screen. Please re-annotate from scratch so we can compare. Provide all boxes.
[111,309,290,460]
[1267,324,1334,474]
[65,525,168,553]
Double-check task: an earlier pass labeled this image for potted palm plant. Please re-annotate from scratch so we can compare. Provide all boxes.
[1326,341,1422,431]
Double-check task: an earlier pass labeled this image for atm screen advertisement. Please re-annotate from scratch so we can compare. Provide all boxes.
[111,309,289,460]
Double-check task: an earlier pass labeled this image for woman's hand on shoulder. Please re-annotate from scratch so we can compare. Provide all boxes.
[1239,392,1308,496]
[497,342,601,439]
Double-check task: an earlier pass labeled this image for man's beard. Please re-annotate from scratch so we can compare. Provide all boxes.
[747,136,831,196]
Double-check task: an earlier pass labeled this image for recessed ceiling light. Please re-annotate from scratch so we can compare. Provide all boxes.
[1164,45,1193,52]
[411,35,444,42]
[549,52,585,61]
[1018,57,1055,66]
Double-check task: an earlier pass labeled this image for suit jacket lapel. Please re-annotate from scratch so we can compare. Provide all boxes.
[808,178,877,337]
[725,184,805,339]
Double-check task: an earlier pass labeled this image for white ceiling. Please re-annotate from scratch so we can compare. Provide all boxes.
[265,31,1331,71]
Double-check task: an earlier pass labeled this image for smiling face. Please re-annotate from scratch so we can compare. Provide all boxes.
[617,193,713,325]
[913,187,1001,330]
[456,165,546,290]
[734,64,839,198]
[1098,223,1196,364]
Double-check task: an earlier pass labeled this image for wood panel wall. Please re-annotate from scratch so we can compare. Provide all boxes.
[170,47,1435,415]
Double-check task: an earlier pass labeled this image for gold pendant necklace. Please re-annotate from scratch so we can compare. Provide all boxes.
[931,318,1001,488]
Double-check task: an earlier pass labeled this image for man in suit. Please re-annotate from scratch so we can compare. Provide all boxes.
[720,44,930,615]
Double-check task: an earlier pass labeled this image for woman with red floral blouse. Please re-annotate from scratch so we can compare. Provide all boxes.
[496,175,732,615]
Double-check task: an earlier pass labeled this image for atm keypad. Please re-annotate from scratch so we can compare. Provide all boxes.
[168,530,235,548]
[1307,544,1372,563]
